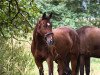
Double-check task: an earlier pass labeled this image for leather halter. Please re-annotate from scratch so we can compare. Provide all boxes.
[44,32,53,38]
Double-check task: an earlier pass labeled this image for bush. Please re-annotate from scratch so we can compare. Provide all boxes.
[0,36,35,75]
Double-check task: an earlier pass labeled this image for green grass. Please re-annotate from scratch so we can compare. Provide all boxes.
[23,37,100,75]
[33,58,100,75]
[90,58,100,75]
[0,36,100,75]
[33,61,58,75]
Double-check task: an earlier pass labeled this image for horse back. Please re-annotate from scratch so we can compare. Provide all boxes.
[77,26,100,45]
[53,27,79,55]
[77,26,100,57]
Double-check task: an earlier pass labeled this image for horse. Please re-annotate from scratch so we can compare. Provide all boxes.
[31,12,80,75]
[31,12,54,75]
[76,26,100,75]
[52,27,80,75]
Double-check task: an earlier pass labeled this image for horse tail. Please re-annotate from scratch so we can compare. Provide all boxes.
[76,54,80,75]
[69,29,80,75]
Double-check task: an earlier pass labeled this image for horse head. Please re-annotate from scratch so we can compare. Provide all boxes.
[36,12,54,46]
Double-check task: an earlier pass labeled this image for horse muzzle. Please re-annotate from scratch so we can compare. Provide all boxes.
[44,32,54,46]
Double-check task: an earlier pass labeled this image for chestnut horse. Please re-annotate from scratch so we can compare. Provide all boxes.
[31,12,80,75]
[76,26,100,75]
[52,27,80,75]
[31,12,54,75]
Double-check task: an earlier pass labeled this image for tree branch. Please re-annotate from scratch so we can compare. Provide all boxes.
[11,11,20,22]
[13,35,31,45]
[8,0,11,18]
[0,27,8,39]
[20,12,33,29]
[11,0,20,22]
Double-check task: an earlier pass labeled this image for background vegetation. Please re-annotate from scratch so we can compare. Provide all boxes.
[0,0,100,75]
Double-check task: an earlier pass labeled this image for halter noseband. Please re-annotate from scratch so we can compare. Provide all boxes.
[44,32,53,38]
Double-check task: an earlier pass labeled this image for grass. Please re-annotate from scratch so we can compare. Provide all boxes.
[90,58,100,75]
[33,58,100,75]
[0,35,100,75]
[23,35,100,75]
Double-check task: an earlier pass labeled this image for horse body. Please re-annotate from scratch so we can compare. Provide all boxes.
[53,27,72,56]
[31,13,54,75]
[77,26,100,75]
[52,27,80,75]
[85,27,100,57]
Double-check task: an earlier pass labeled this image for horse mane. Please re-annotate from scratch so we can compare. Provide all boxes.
[33,26,37,49]
[32,19,46,49]
[31,23,38,55]
[32,20,40,49]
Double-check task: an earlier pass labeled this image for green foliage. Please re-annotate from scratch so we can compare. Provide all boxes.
[0,36,35,75]
[0,0,99,38]
[35,0,100,29]
[0,0,40,39]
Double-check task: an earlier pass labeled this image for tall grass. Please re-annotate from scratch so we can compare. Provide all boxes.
[0,36,35,75]
[0,36,100,75]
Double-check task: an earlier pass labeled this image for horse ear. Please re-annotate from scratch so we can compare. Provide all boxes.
[42,12,46,19]
[48,12,52,19]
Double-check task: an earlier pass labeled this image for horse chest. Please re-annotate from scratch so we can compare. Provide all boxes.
[35,49,49,59]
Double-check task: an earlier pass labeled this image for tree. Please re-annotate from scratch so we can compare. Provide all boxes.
[0,0,40,39]
[34,0,100,28]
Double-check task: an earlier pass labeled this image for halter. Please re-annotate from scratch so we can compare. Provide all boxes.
[44,32,53,38]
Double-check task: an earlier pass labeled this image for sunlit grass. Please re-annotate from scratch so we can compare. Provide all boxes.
[0,35,100,75]
[24,35,100,75]
[33,58,100,75]
[90,58,100,75]
[33,62,58,75]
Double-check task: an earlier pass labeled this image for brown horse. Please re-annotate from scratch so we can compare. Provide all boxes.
[52,27,80,75]
[76,26,100,75]
[31,12,54,75]
[31,12,80,75]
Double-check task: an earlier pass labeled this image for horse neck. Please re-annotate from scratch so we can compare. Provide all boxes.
[36,34,46,45]
[33,27,46,49]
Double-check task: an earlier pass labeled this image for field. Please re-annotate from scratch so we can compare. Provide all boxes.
[0,37,100,75]
[25,40,100,75]
[33,58,100,75]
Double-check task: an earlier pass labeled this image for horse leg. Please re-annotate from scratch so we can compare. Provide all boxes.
[70,55,78,75]
[57,60,66,75]
[75,54,80,75]
[35,59,44,75]
[65,62,71,75]
[80,54,85,75]
[85,57,90,75]
[46,56,53,75]
[64,57,71,75]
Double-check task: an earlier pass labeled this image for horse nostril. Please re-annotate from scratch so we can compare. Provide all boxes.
[44,36,47,41]
[50,40,54,45]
